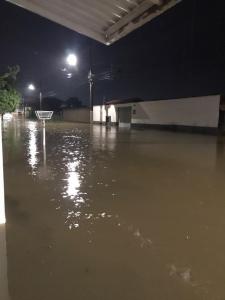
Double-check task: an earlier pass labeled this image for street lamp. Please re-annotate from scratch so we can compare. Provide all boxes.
[27,83,43,110]
[66,53,78,67]
[28,83,36,91]
[65,51,93,122]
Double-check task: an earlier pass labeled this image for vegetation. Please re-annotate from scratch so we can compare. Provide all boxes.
[65,97,83,109]
[0,66,21,115]
[42,97,62,112]
[28,95,85,113]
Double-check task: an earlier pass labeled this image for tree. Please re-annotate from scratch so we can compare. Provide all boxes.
[0,89,21,114]
[42,97,63,112]
[65,97,82,108]
[0,66,21,115]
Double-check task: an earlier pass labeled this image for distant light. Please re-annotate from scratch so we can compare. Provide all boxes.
[28,84,36,91]
[67,73,72,79]
[66,54,77,67]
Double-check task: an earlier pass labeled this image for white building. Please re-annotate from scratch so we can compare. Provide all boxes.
[93,95,224,133]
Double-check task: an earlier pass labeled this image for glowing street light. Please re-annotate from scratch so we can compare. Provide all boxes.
[28,83,36,91]
[27,83,42,110]
[66,53,77,67]
[64,51,93,122]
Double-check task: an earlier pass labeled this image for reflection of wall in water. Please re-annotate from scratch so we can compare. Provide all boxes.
[92,125,117,152]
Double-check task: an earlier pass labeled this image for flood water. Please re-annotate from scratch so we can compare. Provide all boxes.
[2,118,225,300]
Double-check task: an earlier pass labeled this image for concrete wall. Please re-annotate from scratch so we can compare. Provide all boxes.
[93,95,221,129]
[132,95,220,128]
[63,108,90,123]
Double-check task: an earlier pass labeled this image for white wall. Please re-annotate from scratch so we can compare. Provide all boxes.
[93,105,117,123]
[93,96,221,128]
[63,108,90,123]
[132,96,220,128]
[93,106,105,123]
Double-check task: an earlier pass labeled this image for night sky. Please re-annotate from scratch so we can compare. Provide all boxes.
[0,0,225,105]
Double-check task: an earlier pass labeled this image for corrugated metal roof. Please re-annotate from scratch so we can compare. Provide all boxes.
[7,0,182,45]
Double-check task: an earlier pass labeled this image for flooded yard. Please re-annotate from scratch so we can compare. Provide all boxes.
[2,118,225,300]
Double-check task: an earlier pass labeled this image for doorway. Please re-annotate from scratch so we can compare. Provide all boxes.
[118,107,132,128]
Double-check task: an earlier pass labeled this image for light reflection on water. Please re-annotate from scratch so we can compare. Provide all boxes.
[22,124,154,245]
[64,161,80,200]
[3,119,225,300]
[27,121,39,174]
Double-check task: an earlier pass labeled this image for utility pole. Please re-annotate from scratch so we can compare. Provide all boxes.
[23,97,26,115]
[39,79,43,110]
[39,91,42,110]
[88,42,94,123]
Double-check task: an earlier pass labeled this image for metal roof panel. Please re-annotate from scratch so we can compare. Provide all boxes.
[7,0,182,44]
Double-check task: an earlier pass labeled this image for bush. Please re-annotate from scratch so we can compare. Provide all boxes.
[0,66,21,115]
[0,88,21,114]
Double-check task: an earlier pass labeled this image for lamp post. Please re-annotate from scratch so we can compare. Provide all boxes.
[88,69,94,123]
[65,51,94,123]
[28,83,43,110]
[88,44,94,122]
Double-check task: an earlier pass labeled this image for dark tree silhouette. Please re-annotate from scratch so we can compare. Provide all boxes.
[42,97,63,112]
[65,97,82,109]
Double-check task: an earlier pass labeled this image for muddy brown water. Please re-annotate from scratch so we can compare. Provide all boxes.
[2,118,225,300]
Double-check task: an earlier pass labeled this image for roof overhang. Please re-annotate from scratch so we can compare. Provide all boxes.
[7,0,182,45]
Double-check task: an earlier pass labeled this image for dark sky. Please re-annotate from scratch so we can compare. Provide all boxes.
[0,0,225,105]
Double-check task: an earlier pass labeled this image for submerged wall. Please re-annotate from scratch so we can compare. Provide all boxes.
[63,108,90,123]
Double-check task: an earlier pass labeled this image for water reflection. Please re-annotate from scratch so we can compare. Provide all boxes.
[5,121,225,300]
[37,126,52,180]
[58,126,154,248]
[27,122,38,174]
[64,161,80,200]
[92,125,117,152]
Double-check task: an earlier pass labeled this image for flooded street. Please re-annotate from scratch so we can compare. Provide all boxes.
[2,118,225,300]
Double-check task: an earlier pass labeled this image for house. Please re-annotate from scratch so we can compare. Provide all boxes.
[93,95,224,134]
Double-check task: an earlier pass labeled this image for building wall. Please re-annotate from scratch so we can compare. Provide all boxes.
[93,95,221,129]
[132,95,220,128]
[63,108,90,123]
[93,105,117,123]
